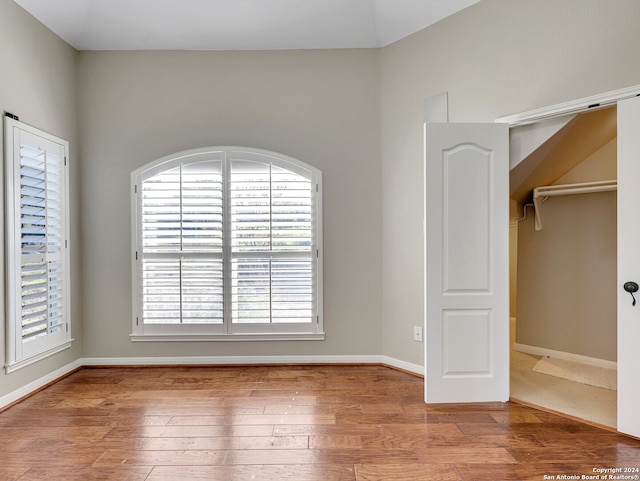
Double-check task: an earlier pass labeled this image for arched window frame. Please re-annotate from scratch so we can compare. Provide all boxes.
[130,147,324,341]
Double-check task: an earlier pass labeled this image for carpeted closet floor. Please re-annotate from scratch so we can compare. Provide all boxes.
[510,319,617,429]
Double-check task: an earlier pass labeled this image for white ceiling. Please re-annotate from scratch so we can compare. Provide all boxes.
[14,0,480,51]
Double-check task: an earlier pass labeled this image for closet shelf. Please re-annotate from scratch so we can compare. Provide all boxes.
[533,180,617,231]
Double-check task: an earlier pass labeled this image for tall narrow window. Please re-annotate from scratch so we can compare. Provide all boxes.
[5,117,71,372]
[131,148,323,340]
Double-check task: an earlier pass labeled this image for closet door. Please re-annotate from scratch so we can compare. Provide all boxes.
[617,95,640,438]
[425,122,509,403]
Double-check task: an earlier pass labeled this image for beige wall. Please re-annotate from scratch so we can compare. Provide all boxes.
[77,50,383,359]
[0,0,81,397]
[516,191,616,361]
[380,0,640,365]
[515,136,617,361]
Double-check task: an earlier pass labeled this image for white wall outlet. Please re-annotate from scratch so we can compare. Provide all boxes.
[413,326,423,342]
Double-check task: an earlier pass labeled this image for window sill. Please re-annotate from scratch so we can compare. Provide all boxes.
[130,332,325,342]
[5,340,74,374]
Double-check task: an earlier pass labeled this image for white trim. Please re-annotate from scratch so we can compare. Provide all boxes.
[4,340,74,374]
[513,342,617,370]
[0,359,82,410]
[497,85,640,127]
[380,356,424,376]
[0,355,423,410]
[81,355,383,367]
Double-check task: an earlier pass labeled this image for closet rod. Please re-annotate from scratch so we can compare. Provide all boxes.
[532,180,617,231]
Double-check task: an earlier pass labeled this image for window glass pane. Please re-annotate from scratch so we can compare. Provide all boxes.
[143,259,181,324]
[232,257,313,324]
[143,259,224,325]
[182,161,223,252]
[21,260,48,341]
[20,146,47,255]
[231,160,271,252]
[271,258,313,323]
[272,166,312,252]
[142,161,223,253]
[19,144,66,343]
[231,162,312,253]
[181,260,224,324]
[142,167,181,252]
[232,258,271,323]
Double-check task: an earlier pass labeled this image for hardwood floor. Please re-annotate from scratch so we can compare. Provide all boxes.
[1,365,639,480]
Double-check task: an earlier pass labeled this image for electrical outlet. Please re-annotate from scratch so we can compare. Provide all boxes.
[413,326,423,342]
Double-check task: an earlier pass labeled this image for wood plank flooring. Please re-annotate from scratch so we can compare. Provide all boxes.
[1,365,639,480]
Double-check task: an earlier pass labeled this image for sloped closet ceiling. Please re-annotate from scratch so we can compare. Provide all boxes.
[510,107,617,206]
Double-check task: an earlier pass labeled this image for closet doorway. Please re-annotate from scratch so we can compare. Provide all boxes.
[508,106,617,428]
[423,87,640,437]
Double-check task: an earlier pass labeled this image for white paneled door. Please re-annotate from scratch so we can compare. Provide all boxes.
[425,123,509,403]
[617,96,640,439]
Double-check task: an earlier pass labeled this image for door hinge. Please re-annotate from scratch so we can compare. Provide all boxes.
[64,156,67,166]
[134,184,138,194]
[135,251,138,260]
[136,317,139,326]
[65,239,68,248]
[66,323,69,332]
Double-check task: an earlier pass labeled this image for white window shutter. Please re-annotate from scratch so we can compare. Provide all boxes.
[5,118,71,370]
[132,147,323,339]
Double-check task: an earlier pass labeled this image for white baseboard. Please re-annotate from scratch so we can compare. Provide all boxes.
[81,354,385,367]
[380,356,424,376]
[513,342,617,370]
[82,355,425,375]
[0,359,83,410]
[1,355,424,410]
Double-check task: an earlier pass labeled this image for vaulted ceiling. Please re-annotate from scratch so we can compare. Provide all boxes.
[14,0,480,51]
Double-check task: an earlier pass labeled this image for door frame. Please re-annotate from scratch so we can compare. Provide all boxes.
[495,85,640,128]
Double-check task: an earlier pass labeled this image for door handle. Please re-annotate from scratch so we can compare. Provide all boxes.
[624,281,639,306]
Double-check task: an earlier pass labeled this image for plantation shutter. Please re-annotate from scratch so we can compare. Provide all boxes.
[5,118,71,369]
[230,154,314,326]
[132,147,323,338]
[140,156,225,325]
[20,143,65,340]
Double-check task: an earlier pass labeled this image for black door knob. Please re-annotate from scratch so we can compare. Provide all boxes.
[624,281,639,306]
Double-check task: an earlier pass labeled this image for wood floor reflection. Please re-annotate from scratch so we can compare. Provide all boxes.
[1,365,639,480]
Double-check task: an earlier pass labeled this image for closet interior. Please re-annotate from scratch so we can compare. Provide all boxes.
[509,106,617,428]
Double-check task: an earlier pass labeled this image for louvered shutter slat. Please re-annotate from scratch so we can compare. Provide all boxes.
[17,144,66,344]
[143,259,181,323]
[229,160,314,325]
[181,260,224,323]
[271,258,313,323]
[182,162,224,252]
[142,168,182,252]
[231,161,271,252]
[140,159,224,325]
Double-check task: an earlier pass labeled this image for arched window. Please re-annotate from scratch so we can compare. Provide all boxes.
[131,148,323,340]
